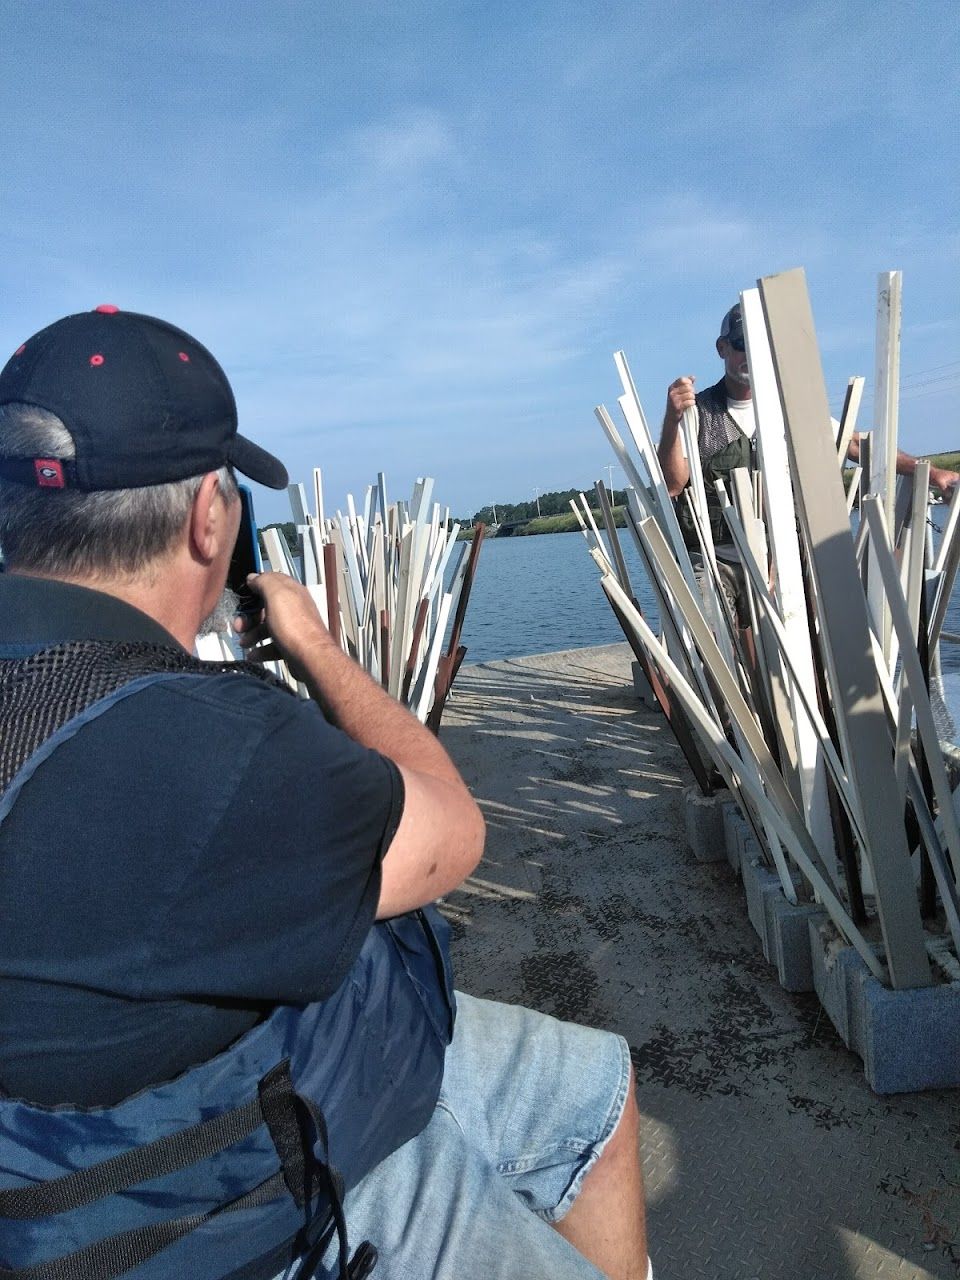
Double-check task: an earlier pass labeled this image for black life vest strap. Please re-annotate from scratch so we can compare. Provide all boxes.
[0,1096,264,1220]
[291,1093,378,1280]
[0,1059,369,1279]
[0,1171,289,1280]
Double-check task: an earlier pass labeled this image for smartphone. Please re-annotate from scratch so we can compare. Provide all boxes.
[228,485,263,617]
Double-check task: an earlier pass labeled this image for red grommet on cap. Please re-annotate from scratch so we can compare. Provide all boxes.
[14,344,25,356]
[90,354,105,366]
[178,352,190,362]
[94,304,120,314]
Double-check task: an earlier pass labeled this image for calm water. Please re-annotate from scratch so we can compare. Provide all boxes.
[457,531,659,665]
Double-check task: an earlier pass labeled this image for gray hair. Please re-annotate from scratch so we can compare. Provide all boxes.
[0,403,238,577]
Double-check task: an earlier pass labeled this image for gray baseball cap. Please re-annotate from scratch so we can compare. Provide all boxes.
[718,304,743,345]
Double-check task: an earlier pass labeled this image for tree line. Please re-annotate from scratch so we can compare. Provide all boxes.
[260,486,630,554]
[468,487,628,526]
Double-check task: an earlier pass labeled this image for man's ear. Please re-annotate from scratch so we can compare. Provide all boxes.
[716,338,726,358]
[189,472,229,564]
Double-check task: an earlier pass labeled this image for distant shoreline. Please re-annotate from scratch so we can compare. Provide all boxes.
[459,509,626,540]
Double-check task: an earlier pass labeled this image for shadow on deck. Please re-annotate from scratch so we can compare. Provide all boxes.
[440,643,958,1280]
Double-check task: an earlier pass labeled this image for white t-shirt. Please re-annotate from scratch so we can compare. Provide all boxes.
[725,395,756,440]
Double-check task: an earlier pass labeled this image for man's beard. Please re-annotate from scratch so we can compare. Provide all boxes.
[198,587,241,637]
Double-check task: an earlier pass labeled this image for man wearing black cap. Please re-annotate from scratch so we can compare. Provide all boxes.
[658,302,959,623]
[0,308,649,1280]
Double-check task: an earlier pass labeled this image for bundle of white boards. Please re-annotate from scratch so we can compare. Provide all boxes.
[199,473,483,729]
[579,267,959,992]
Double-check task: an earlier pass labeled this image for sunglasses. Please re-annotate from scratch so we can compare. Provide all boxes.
[726,334,745,352]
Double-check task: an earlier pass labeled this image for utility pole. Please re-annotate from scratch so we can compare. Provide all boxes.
[605,465,616,500]
[534,487,541,517]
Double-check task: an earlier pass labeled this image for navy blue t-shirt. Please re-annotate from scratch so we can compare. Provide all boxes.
[0,576,403,1106]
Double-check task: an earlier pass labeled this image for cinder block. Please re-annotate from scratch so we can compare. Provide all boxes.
[861,975,960,1094]
[630,661,659,710]
[809,920,960,1094]
[737,834,763,884]
[682,785,728,863]
[810,918,859,1048]
[721,804,741,873]
[741,852,779,954]
[764,894,825,993]
[722,806,751,875]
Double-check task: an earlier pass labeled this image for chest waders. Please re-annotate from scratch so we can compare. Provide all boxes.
[0,642,456,1280]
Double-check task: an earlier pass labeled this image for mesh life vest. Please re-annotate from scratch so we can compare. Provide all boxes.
[676,379,755,549]
[0,641,456,1280]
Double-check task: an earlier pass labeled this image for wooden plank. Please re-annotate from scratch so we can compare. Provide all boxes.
[601,571,887,983]
[742,286,837,868]
[873,272,902,531]
[862,496,960,886]
[893,473,915,557]
[401,599,430,704]
[594,405,650,496]
[594,481,633,594]
[638,517,799,900]
[337,511,366,623]
[724,469,793,798]
[890,469,926,806]
[867,272,902,662]
[388,527,414,699]
[721,502,869,859]
[412,590,453,722]
[845,467,862,514]
[612,351,699,577]
[312,468,325,528]
[621,501,726,728]
[758,267,930,989]
[302,523,322,588]
[260,524,296,578]
[680,487,747,687]
[345,492,369,583]
[323,542,341,650]
[288,482,310,526]
[930,502,960,646]
[598,577,716,794]
[835,376,865,464]
[591,542,756,817]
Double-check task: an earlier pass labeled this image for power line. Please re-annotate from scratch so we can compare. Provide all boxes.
[901,359,960,384]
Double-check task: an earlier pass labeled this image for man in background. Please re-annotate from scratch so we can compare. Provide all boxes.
[657,302,959,622]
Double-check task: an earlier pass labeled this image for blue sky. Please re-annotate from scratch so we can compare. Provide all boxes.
[2,1,958,524]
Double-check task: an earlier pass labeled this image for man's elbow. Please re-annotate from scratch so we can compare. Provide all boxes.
[461,795,486,878]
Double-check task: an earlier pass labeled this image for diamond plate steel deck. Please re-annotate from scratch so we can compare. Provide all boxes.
[441,644,959,1280]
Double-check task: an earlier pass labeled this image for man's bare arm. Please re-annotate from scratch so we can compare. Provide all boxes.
[847,433,960,500]
[658,376,696,497]
[236,572,485,918]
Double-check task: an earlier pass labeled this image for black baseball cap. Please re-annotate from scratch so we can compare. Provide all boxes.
[0,305,288,491]
[718,304,743,346]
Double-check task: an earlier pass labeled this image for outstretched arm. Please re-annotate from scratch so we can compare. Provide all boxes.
[847,433,960,501]
[236,572,485,918]
[658,376,696,497]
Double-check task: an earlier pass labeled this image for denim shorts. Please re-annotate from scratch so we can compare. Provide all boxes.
[276,991,632,1280]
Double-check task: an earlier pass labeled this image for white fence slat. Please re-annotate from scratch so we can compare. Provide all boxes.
[759,266,930,990]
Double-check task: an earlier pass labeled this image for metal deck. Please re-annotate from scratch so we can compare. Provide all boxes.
[441,643,958,1280]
